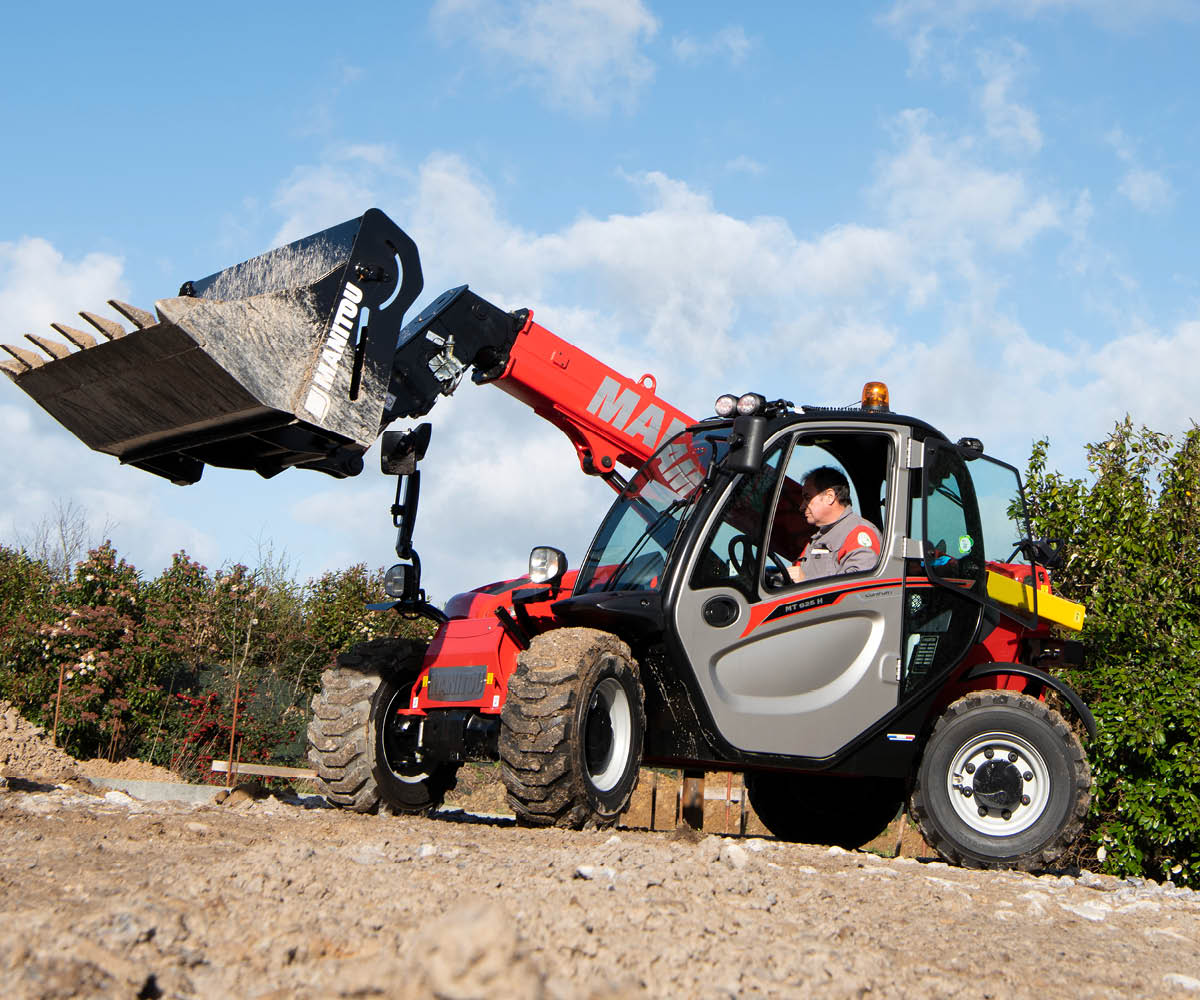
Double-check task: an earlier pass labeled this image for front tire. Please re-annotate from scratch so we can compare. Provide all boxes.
[910,690,1091,870]
[308,638,458,814]
[500,628,645,828]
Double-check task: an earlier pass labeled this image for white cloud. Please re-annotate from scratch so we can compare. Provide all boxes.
[672,25,752,65]
[0,238,127,342]
[1084,319,1200,428]
[726,155,765,176]
[429,0,659,115]
[977,44,1042,154]
[1118,168,1173,212]
[875,109,1059,263]
[884,0,1199,36]
[1107,128,1173,212]
[271,150,396,247]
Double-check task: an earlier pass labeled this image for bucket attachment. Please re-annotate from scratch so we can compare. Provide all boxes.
[2,209,423,484]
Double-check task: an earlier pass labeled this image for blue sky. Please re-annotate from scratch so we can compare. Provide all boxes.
[2,0,1198,600]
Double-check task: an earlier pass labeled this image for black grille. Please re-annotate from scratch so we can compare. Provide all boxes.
[427,665,487,702]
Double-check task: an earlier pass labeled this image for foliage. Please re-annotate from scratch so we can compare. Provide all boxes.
[1025,418,1200,887]
[0,539,433,780]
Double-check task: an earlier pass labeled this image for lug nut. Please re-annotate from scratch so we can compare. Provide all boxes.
[962,787,973,798]
[978,806,988,817]
[1021,794,1031,806]
[984,748,994,759]
[965,763,975,774]
[1023,771,1033,782]
[1008,751,1018,763]
[1002,809,1012,820]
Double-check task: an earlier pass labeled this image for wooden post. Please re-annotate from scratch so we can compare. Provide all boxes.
[226,679,241,788]
[650,771,658,831]
[681,769,704,830]
[891,802,907,858]
[52,661,66,747]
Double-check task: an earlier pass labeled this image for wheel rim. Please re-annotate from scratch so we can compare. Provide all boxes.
[380,688,432,785]
[584,676,632,793]
[945,730,1051,836]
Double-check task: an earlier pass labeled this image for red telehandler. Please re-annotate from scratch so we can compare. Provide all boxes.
[3,208,1093,869]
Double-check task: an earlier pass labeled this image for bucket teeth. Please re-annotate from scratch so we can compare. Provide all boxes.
[51,322,98,350]
[1,343,45,371]
[24,334,72,360]
[1,359,26,379]
[108,299,157,330]
[80,311,127,341]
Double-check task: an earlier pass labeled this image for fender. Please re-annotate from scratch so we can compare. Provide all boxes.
[964,662,1095,739]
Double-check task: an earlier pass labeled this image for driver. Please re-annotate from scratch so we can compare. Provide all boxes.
[787,467,881,583]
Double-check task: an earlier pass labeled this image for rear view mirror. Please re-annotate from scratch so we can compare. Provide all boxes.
[381,422,432,476]
[723,414,766,475]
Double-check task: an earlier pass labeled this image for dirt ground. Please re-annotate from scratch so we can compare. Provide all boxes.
[2,706,1199,998]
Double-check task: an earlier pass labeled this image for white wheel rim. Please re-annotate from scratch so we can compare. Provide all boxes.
[382,690,431,783]
[587,677,633,792]
[946,730,1051,837]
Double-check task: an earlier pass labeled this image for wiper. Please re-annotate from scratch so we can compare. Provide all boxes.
[604,498,689,591]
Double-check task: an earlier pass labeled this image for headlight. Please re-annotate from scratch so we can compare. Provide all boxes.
[736,392,765,416]
[714,394,737,417]
[529,546,567,584]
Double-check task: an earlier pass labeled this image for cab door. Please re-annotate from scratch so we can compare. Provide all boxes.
[902,441,1038,692]
[670,426,907,759]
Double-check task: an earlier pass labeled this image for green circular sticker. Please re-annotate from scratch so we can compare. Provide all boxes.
[957,534,973,555]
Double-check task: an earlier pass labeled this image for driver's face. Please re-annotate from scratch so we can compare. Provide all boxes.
[801,480,835,526]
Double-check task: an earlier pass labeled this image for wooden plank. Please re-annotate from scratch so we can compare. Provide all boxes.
[210,760,316,779]
[680,770,704,829]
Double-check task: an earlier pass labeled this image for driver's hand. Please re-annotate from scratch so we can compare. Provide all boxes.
[787,563,804,584]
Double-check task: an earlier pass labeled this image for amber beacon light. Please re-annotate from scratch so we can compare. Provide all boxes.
[861,381,890,411]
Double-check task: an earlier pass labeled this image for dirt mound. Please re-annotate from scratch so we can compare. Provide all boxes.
[0,700,79,785]
[77,758,182,783]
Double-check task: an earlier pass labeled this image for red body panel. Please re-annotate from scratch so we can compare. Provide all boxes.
[490,314,696,479]
[402,572,581,716]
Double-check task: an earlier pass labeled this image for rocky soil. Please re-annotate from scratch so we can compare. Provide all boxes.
[2,705,1199,998]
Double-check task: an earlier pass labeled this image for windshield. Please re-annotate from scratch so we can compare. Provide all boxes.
[575,426,729,594]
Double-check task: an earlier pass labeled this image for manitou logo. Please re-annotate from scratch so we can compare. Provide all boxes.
[585,376,701,491]
[303,281,365,420]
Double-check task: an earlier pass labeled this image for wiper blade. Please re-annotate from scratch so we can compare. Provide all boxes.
[603,498,689,591]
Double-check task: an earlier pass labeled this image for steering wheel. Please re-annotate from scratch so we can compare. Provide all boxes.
[765,551,792,589]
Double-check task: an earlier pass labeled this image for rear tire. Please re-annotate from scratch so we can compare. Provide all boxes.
[500,628,645,828]
[910,690,1090,870]
[308,638,458,814]
[745,772,904,849]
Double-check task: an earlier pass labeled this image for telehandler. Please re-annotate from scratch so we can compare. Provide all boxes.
[3,208,1092,869]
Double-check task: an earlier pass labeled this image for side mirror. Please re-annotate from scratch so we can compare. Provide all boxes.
[381,422,432,475]
[723,414,766,474]
[529,546,567,588]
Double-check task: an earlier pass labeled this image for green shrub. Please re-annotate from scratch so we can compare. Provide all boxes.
[0,540,435,776]
[1025,419,1200,886]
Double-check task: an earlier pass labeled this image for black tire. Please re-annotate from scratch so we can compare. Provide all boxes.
[910,690,1091,870]
[500,628,645,828]
[745,772,905,849]
[307,637,458,814]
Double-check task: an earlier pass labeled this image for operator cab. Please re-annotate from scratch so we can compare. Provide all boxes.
[556,381,1046,769]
